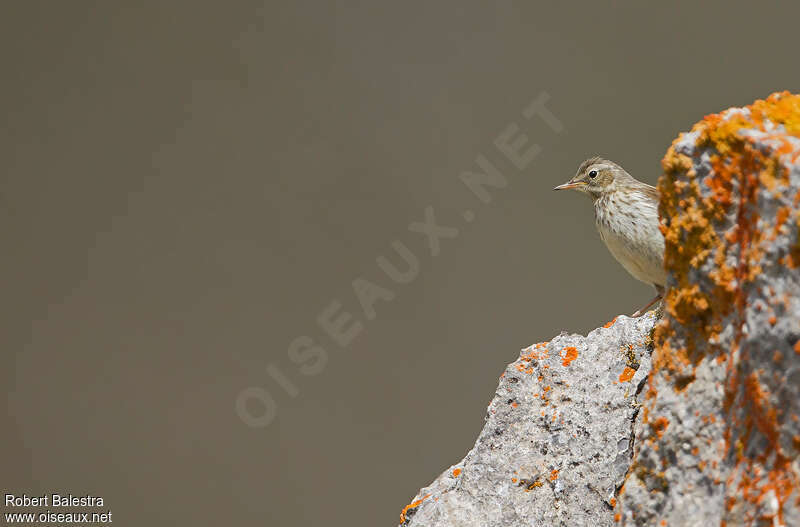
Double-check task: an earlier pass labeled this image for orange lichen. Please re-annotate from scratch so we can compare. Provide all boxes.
[775,206,791,230]
[609,497,617,508]
[549,469,559,481]
[635,92,800,525]
[561,347,578,367]
[516,344,552,375]
[520,478,544,491]
[614,512,622,522]
[656,94,798,364]
[604,317,618,329]
[619,366,636,383]
[452,468,461,477]
[520,343,550,362]
[651,417,670,439]
[515,362,534,375]
[742,372,781,453]
[399,493,431,524]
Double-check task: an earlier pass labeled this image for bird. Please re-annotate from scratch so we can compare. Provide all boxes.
[553,157,666,317]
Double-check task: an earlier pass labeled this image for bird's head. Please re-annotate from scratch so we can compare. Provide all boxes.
[553,156,633,198]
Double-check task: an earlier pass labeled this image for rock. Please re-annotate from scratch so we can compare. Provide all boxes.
[618,92,800,526]
[399,92,800,527]
[398,313,658,527]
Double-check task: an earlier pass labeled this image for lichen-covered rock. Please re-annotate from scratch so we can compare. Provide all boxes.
[398,93,800,527]
[617,92,800,526]
[398,313,657,527]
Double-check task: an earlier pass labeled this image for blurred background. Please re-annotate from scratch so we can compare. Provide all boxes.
[3,2,799,525]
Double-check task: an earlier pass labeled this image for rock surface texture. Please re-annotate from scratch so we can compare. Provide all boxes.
[399,92,800,527]
[399,314,657,527]
[618,92,800,526]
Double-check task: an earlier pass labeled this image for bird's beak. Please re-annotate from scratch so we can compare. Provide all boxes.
[553,181,584,191]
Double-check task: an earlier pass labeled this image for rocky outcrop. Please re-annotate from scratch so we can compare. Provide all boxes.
[399,314,657,527]
[399,92,800,527]
[618,92,800,526]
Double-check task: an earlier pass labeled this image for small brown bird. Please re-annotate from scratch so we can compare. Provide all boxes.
[554,157,666,317]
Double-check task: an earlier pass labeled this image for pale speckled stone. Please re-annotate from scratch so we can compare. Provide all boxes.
[399,313,656,527]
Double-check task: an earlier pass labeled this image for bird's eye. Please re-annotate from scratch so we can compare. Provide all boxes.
[588,170,598,178]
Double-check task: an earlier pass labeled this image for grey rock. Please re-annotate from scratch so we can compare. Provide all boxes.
[398,313,657,527]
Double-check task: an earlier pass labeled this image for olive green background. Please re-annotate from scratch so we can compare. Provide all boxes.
[3,2,799,526]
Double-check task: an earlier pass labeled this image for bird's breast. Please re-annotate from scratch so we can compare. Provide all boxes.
[593,192,667,287]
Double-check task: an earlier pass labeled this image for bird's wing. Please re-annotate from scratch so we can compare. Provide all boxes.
[640,183,659,202]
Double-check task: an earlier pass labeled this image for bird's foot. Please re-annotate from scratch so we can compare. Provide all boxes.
[631,293,662,318]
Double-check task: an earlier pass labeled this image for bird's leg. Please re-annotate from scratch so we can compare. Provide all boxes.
[631,286,664,318]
